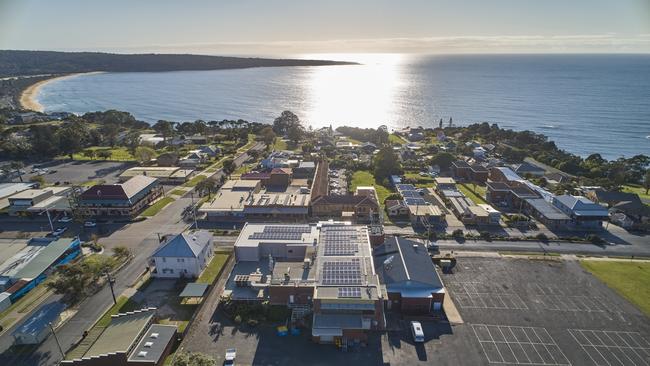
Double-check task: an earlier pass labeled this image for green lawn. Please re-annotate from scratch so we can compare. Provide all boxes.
[237,134,258,153]
[183,175,206,187]
[273,138,288,151]
[458,183,488,204]
[350,170,393,207]
[67,146,136,161]
[197,253,230,284]
[141,197,175,217]
[622,184,650,201]
[389,134,406,145]
[580,260,650,316]
[169,189,186,196]
[403,172,436,186]
[80,179,106,187]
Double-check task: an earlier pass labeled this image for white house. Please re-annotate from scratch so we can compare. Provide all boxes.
[150,231,214,278]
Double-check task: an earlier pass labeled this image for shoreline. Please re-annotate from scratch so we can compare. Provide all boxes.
[19,71,104,112]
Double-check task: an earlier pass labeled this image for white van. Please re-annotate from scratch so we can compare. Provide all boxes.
[411,321,424,343]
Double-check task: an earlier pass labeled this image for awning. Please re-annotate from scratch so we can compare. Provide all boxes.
[312,327,343,337]
[179,283,209,298]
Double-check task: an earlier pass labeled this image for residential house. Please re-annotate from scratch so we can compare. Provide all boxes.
[155,152,179,167]
[150,231,214,278]
[511,162,546,177]
[522,198,571,229]
[385,200,409,218]
[452,161,488,183]
[76,176,163,218]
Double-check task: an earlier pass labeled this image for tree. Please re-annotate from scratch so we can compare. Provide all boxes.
[46,264,90,305]
[373,146,402,182]
[171,351,216,366]
[272,110,301,135]
[58,123,88,159]
[153,120,174,143]
[430,152,456,170]
[448,117,453,127]
[134,146,156,164]
[259,126,276,146]
[9,161,24,182]
[29,175,45,186]
[222,158,236,175]
[644,170,650,194]
[96,150,112,160]
[287,124,304,145]
[82,149,96,160]
[439,118,443,129]
[112,246,132,260]
[196,177,218,198]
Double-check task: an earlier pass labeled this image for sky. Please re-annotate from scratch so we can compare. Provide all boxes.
[1,0,649,55]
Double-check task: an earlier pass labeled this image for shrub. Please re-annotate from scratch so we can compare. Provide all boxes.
[247,319,259,327]
[479,231,491,240]
[234,315,242,324]
[452,229,464,238]
[586,234,605,244]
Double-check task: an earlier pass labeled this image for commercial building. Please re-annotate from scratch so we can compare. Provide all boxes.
[293,161,316,179]
[150,231,214,278]
[7,186,72,216]
[0,182,37,211]
[241,168,292,188]
[119,167,194,184]
[373,237,444,315]
[310,194,379,223]
[552,195,609,230]
[225,223,385,345]
[245,193,310,221]
[76,176,163,218]
[62,308,177,366]
[523,198,571,229]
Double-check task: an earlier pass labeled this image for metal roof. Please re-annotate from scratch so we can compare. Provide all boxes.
[179,282,209,298]
[151,231,211,258]
[14,238,78,280]
[127,324,177,363]
[526,198,570,220]
[84,308,155,357]
[13,301,65,337]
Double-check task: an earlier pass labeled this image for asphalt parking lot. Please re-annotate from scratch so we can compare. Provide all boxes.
[185,257,650,366]
[22,160,132,185]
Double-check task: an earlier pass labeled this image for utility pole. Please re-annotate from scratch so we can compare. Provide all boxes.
[49,322,64,359]
[45,207,54,232]
[105,272,117,304]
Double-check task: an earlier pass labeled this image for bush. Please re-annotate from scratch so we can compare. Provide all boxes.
[479,231,491,240]
[452,229,464,238]
[234,315,242,324]
[536,233,549,241]
[247,319,259,327]
[586,234,605,244]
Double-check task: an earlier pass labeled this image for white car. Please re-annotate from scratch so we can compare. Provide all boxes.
[51,227,67,236]
[84,221,97,228]
[58,216,73,223]
[224,348,236,366]
[411,321,424,343]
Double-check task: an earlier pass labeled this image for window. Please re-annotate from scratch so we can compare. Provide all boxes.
[162,258,166,263]
[177,258,184,263]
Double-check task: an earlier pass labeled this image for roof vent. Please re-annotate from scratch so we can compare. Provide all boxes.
[144,342,154,348]
[150,333,159,339]
[138,351,148,357]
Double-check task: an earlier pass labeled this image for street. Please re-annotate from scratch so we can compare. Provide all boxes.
[0,142,264,366]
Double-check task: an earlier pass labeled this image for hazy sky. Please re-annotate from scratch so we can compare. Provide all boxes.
[1,0,649,55]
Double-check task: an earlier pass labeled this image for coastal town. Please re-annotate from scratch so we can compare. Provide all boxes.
[0,104,648,366]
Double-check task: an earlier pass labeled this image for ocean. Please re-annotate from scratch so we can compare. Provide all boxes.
[36,54,650,159]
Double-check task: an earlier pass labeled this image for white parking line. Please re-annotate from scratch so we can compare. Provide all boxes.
[472,324,571,365]
[569,329,650,366]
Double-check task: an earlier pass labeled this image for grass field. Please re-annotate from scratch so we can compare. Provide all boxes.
[67,146,136,161]
[350,170,393,207]
[169,189,186,196]
[197,253,230,284]
[273,138,288,151]
[458,183,488,204]
[80,179,106,187]
[622,184,650,201]
[580,260,650,316]
[183,174,206,187]
[404,172,435,186]
[141,197,175,217]
[389,134,406,145]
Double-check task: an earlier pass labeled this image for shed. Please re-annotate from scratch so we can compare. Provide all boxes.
[13,301,65,345]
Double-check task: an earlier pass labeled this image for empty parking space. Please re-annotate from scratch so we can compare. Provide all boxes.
[448,282,528,310]
[473,324,571,365]
[568,329,650,366]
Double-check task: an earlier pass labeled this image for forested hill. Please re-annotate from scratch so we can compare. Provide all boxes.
[0,50,357,77]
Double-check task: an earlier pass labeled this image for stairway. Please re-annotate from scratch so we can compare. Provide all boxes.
[289,303,311,323]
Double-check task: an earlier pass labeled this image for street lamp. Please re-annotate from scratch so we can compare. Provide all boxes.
[49,322,64,359]
[105,272,117,305]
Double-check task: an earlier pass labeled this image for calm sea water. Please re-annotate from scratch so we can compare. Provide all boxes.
[37,54,650,159]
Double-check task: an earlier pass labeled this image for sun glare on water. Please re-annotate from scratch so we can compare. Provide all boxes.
[299,53,405,129]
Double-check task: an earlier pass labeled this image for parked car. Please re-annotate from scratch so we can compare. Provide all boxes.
[411,321,424,343]
[58,216,73,223]
[224,348,236,366]
[51,227,67,236]
[84,221,97,228]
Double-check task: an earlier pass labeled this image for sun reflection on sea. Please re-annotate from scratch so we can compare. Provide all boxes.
[299,53,405,129]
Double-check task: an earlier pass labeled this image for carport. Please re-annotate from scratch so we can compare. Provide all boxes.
[179,282,209,304]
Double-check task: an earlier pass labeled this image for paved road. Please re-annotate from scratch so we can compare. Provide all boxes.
[0,143,264,366]
[433,238,650,257]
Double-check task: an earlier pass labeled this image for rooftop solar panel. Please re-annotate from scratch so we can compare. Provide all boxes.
[322,260,362,285]
[401,190,421,198]
[338,287,362,298]
[404,198,427,205]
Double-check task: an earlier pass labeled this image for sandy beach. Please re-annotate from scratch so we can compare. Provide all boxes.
[19,71,104,112]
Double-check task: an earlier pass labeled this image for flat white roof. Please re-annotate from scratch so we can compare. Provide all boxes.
[234,223,319,248]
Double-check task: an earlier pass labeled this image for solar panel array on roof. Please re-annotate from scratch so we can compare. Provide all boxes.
[395,184,416,192]
[405,197,427,205]
[248,225,312,241]
[338,287,362,298]
[324,242,358,256]
[322,259,362,285]
[401,190,421,198]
